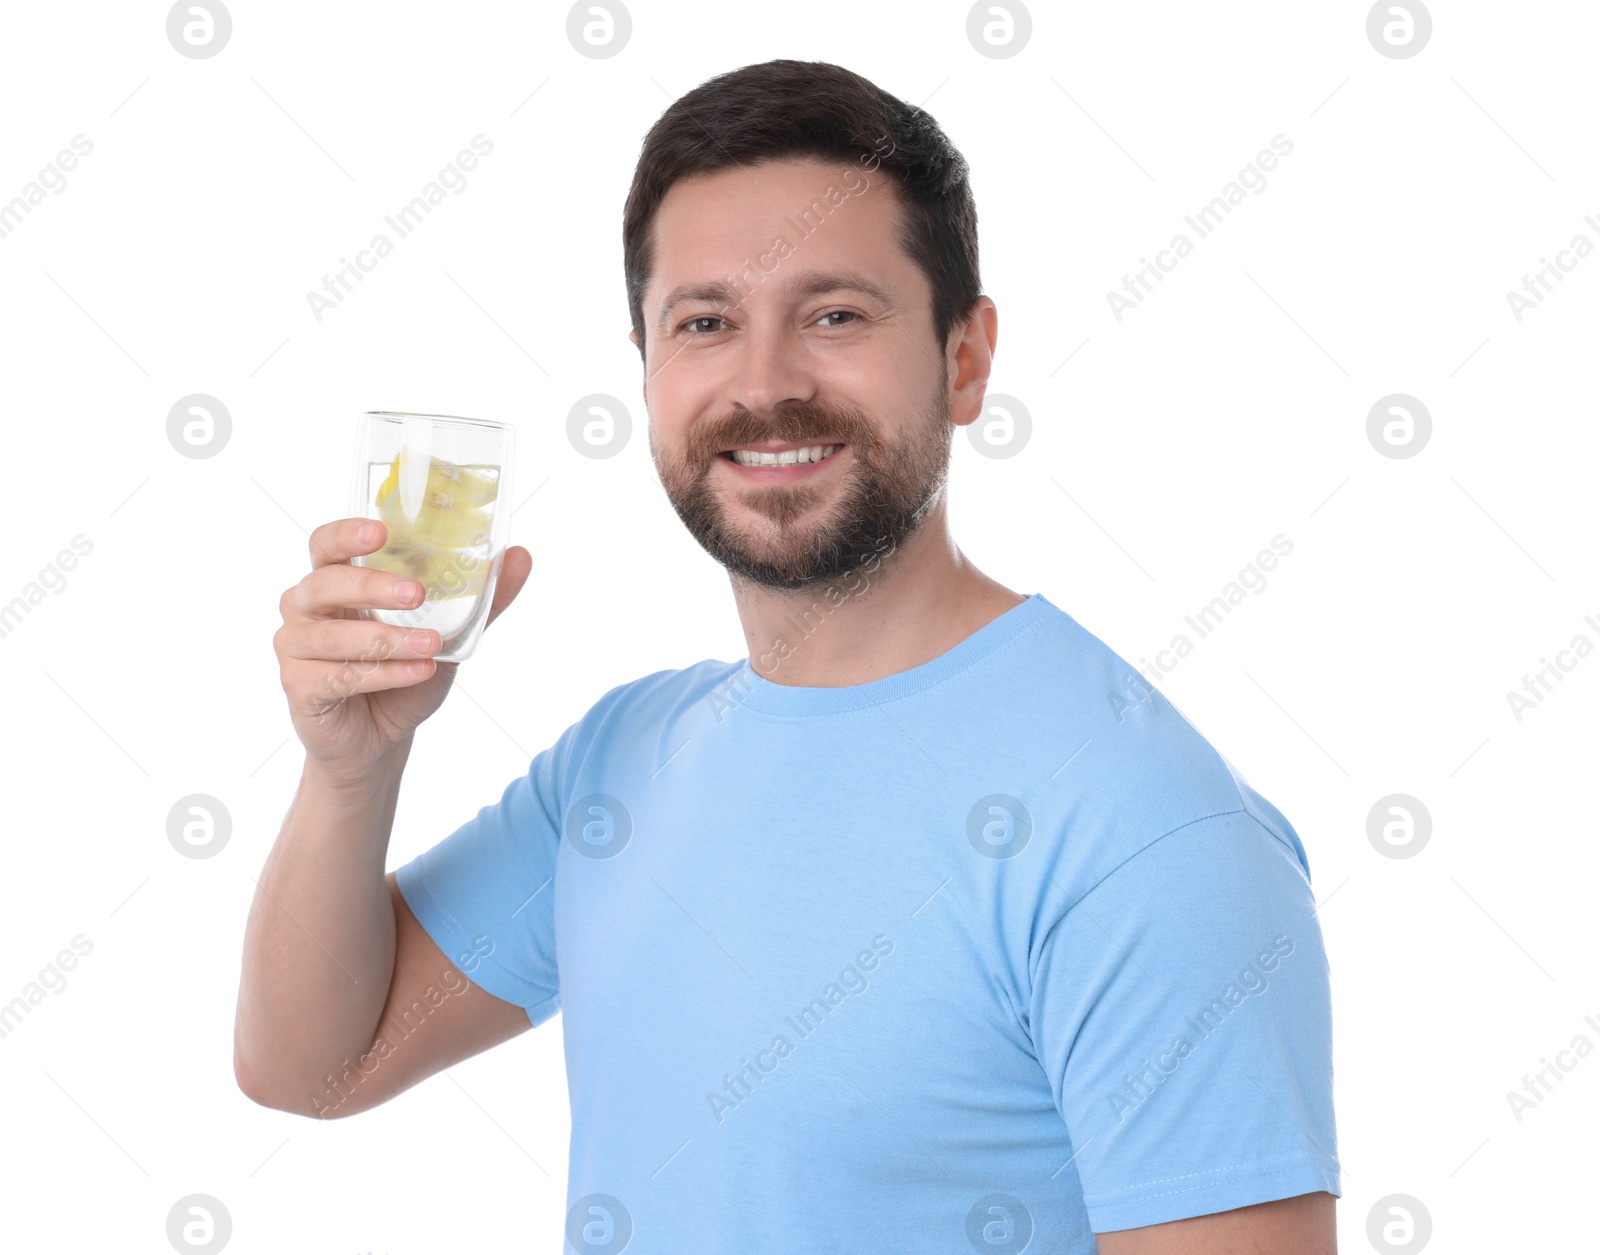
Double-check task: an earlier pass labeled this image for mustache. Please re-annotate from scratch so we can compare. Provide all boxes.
[691,405,874,457]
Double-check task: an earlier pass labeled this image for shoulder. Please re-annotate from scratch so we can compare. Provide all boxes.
[1015,600,1311,890]
[548,656,745,773]
[580,657,744,728]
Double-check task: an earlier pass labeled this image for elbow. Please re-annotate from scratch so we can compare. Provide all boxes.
[234,1040,350,1120]
[233,1038,268,1106]
[233,1043,294,1113]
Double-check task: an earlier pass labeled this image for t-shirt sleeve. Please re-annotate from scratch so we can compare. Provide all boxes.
[1029,806,1341,1234]
[393,734,572,1028]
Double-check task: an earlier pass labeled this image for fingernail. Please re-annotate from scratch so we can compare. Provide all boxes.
[359,521,378,545]
[407,630,434,652]
[398,580,422,603]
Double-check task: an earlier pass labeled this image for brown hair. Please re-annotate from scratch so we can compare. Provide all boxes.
[622,59,981,362]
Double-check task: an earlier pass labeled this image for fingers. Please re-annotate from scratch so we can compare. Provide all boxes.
[309,517,386,570]
[276,616,440,665]
[283,654,439,706]
[283,561,425,619]
[483,545,532,631]
[278,529,442,664]
[278,516,449,713]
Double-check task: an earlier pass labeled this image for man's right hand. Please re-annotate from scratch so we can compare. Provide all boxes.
[274,518,532,784]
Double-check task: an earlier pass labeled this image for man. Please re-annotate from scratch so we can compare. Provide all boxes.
[239,59,1340,1253]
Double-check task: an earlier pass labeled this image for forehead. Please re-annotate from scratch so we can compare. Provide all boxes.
[645,156,917,311]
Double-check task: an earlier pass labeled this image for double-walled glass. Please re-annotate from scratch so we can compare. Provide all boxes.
[348,411,514,663]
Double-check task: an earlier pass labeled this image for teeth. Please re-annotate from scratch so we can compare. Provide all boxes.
[730,443,840,468]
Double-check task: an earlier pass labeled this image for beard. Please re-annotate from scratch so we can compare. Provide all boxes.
[651,387,952,591]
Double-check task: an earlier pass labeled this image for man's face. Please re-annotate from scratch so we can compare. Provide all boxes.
[637,156,954,591]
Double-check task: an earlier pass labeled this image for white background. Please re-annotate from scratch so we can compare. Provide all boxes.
[1,1,1595,1251]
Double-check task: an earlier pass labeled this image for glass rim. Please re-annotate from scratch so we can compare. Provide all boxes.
[360,411,509,432]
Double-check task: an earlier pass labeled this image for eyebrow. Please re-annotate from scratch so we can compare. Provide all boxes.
[655,271,894,330]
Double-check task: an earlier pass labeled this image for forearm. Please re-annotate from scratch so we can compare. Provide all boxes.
[234,744,411,1103]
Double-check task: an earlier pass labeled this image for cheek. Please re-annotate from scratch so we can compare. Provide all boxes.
[648,396,712,466]
[649,348,718,412]
[642,376,688,432]
[831,352,932,424]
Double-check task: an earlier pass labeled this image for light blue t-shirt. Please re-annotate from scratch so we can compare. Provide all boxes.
[395,592,1340,1251]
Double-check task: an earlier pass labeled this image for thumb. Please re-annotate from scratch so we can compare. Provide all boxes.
[483,545,532,631]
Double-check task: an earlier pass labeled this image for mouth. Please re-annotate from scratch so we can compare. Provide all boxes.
[719,441,846,480]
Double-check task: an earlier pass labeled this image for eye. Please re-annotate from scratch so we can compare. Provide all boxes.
[681,315,727,335]
[815,310,860,327]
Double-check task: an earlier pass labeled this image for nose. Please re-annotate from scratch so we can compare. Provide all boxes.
[729,317,818,419]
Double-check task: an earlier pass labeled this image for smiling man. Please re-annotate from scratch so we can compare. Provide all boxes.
[241,58,1339,1255]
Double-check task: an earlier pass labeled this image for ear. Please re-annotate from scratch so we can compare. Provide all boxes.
[947,296,999,428]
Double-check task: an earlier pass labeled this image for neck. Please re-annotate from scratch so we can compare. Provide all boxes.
[729,496,1028,688]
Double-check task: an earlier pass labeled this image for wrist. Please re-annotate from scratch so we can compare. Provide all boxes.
[301,740,412,801]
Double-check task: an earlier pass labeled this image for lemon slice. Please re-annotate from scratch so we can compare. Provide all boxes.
[376,455,498,512]
[378,493,490,547]
[368,447,498,601]
[376,458,399,507]
[430,461,498,508]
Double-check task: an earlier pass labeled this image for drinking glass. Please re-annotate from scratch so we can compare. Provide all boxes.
[348,411,514,663]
